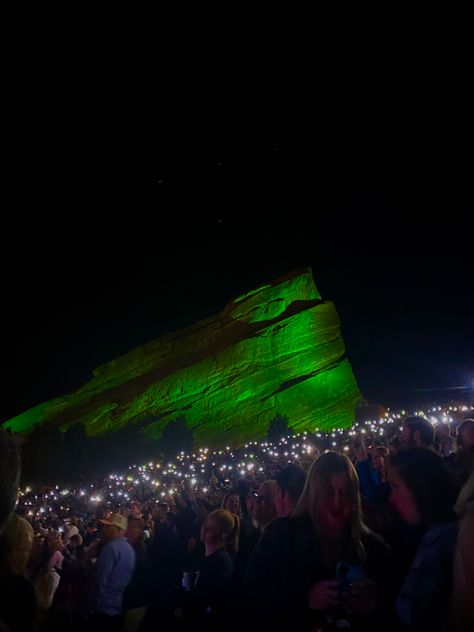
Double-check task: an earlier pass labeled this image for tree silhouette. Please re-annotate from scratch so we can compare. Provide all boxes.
[267,414,293,443]
[158,416,194,459]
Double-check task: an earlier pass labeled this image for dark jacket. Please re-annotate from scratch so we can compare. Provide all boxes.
[396,521,458,632]
[245,513,393,631]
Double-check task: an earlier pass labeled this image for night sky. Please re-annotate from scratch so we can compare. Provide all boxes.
[3,145,473,424]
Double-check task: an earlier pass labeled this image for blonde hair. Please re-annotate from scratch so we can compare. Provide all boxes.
[221,493,241,513]
[208,509,240,555]
[455,470,474,517]
[293,451,371,562]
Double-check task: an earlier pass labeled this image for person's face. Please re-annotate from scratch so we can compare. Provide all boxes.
[225,495,240,515]
[400,424,414,446]
[254,483,276,526]
[460,424,474,451]
[187,536,198,553]
[317,472,354,533]
[388,466,420,525]
[372,452,386,471]
[155,506,168,522]
[200,516,222,547]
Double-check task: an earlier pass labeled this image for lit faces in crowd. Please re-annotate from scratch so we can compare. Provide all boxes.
[317,472,354,533]
[400,424,414,447]
[224,494,240,515]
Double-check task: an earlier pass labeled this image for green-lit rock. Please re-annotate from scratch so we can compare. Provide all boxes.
[4,269,361,446]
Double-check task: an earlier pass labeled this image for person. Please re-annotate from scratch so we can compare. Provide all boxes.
[148,508,181,596]
[400,416,435,448]
[253,480,277,529]
[245,451,391,631]
[388,448,458,631]
[143,509,239,631]
[83,520,99,547]
[451,470,474,631]
[122,518,151,632]
[179,509,239,627]
[0,429,21,534]
[449,418,474,489]
[89,512,135,631]
[32,531,64,611]
[353,438,389,505]
[1,511,34,576]
[273,464,306,517]
[221,493,241,516]
[434,422,455,458]
[0,429,38,632]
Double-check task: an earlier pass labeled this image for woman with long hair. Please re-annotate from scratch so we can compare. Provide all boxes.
[452,470,474,631]
[221,493,241,518]
[245,451,391,631]
[388,448,458,632]
[450,418,474,488]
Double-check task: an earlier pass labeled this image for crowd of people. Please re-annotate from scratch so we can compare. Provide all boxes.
[1,404,473,631]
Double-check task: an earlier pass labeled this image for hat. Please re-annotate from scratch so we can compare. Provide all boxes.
[99,513,128,531]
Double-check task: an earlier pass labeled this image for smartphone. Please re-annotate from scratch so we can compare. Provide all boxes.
[335,562,365,587]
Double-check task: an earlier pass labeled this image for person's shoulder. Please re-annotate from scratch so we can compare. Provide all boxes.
[264,513,311,536]
[206,549,234,570]
[263,516,292,536]
[363,528,390,556]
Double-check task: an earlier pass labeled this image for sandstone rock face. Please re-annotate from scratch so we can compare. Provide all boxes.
[4,269,361,447]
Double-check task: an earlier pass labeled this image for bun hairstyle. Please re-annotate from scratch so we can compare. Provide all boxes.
[209,509,240,555]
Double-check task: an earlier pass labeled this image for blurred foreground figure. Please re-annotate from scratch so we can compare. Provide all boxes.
[0,428,38,632]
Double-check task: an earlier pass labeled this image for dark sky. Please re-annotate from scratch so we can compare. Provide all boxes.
[3,144,474,422]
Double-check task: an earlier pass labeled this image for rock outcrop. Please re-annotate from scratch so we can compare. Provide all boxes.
[4,269,361,447]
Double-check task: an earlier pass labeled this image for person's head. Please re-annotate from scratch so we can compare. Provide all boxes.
[99,513,128,543]
[186,536,198,553]
[293,452,366,544]
[274,465,307,517]
[388,448,457,526]
[435,422,451,438]
[455,470,474,518]
[200,509,239,555]
[69,533,82,548]
[125,518,144,546]
[1,514,34,576]
[0,429,21,534]
[130,502,142,518]
[388,436,401,455]
[400,416,435,448]
[254,480,277,527]
[163,511,177,529]
[372,446,389,474]
[221,493,240,515]
[457,419,474,453]
[154,503,169,522]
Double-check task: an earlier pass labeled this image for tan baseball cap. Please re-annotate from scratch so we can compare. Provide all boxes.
[99,513,128,531]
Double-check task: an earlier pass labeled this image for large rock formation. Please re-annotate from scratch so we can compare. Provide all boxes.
[4,269,361,447]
